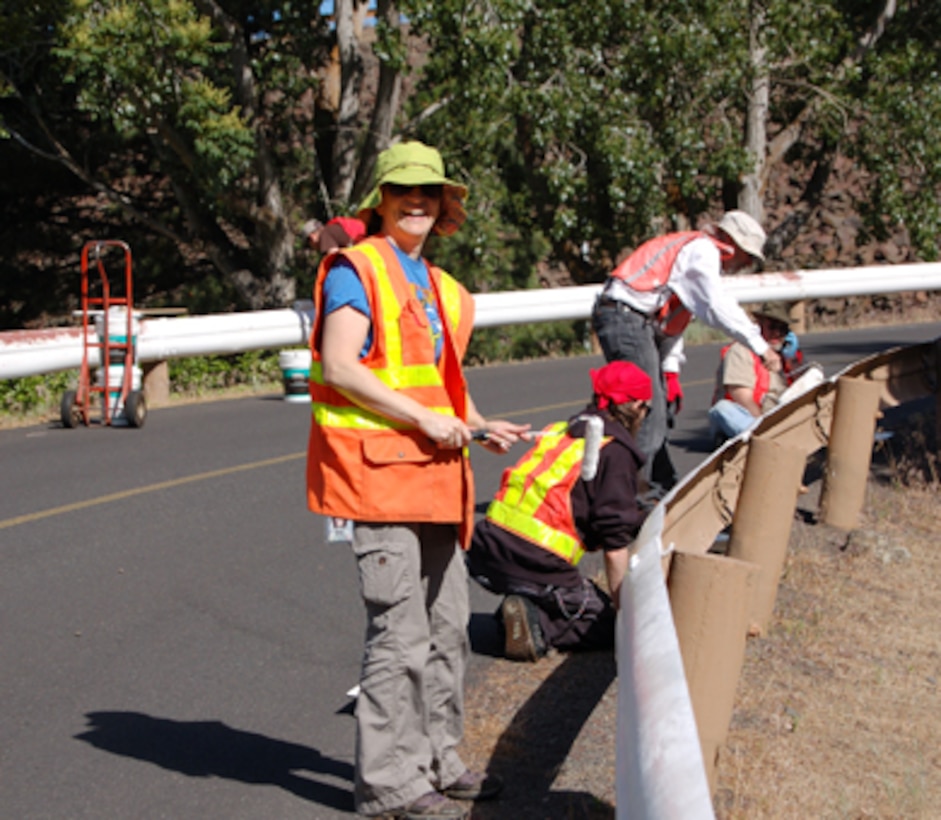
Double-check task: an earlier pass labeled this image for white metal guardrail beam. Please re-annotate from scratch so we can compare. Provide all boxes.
[616,337,939,818]
[2,263,941,379]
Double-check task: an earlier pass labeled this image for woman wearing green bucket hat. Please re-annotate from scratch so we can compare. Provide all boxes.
[306,140,529,819]
[356,140,469,238]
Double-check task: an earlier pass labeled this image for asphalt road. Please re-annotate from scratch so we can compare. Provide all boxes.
[1,320,939,819]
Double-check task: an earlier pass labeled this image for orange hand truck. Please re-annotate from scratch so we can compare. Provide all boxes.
[61,240,147,428]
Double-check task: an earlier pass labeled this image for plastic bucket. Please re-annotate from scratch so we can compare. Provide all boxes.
[95,307,140,365]
[95,364,142,424]
[278,349,312,402]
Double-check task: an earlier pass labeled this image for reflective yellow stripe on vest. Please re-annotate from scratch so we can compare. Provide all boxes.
[359,244,405,369]
[310,245,457,431]
[312,402,454,431]
[438,272,462,335]
[310,360,448,391]
[359,245,463,366]
[486,423,586,564]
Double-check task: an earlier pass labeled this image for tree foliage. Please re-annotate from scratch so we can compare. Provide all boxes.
[406,0,760,289]
[1,0,336,320]
[1,0,940,331]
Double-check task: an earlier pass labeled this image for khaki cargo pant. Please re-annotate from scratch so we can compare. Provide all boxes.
[352,522,469,816]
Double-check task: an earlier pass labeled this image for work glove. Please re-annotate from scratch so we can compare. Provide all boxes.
[780,331,800,361]
[665,371,683,414]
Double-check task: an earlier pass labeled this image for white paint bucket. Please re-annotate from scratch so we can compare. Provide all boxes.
[95,364,143,424]
[278,349,312,402]
[94,307,140,365]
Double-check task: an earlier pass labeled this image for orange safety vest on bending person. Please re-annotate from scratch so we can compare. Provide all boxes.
[715,344,770,407]
[306,236,478,548]
[484,422,611,566]
[609,231,736,336]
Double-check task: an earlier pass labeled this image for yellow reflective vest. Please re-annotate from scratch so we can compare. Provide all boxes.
[485,422,611,565]
[306,236,477,547]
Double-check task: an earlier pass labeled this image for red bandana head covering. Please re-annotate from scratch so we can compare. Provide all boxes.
[590,361,653,409]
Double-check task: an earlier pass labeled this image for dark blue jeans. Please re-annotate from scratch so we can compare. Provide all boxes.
[590,299,678,498]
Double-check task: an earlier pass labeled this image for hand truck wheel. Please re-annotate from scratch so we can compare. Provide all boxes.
[60,390,82,428]
[125,390,147,428]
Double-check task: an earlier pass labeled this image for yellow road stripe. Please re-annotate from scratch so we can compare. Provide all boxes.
[2,380,712,531]
[0,452,304,531]
[501,399,582,417]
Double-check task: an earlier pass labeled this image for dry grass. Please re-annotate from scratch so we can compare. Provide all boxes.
[461,410,941,820]
[714,412,941,818]
[715,479,941,818]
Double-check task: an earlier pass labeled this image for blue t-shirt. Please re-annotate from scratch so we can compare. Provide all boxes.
[321,244,444,360]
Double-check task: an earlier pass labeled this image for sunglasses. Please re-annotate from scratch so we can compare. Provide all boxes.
[384,183,443,198]
[760,318,789,336]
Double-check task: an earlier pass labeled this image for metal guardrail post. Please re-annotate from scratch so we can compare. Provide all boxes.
[668,551,760,793]
[819,376,883,530]
[142,360,170,406]
[935,339,941,457]
[726,436,806,634]
[788,300,806,334]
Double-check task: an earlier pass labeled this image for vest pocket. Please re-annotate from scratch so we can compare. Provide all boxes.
[362,434,435,465]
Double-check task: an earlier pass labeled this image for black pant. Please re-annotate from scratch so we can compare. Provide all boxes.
[470,554,616,652]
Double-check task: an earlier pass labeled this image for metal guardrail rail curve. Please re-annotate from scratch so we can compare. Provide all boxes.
[2,263,941,380]
[615,336,940,819]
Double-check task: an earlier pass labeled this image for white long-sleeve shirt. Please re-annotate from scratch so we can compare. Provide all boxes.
[604,236,769,371]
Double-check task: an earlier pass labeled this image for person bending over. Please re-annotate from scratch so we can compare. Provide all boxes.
[590,210,779,500]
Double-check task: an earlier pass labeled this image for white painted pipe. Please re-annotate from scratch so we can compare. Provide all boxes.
[136,306,313,361]
[2,263,941,379]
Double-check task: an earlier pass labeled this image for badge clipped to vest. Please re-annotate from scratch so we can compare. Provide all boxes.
[325,517,355,544]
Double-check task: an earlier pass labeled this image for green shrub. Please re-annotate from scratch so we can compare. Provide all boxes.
[168,350,283,396]
[0,371,76,417]
[467,320,592,365]
[0,350,286,424]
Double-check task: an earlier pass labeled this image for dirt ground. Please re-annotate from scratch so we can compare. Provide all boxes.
[459,407,940,819]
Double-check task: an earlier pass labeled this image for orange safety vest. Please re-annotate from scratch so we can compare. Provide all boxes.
[716,344,770,406]
[306,236,477,548]
[609,231,736,336]
[485,422,611,566]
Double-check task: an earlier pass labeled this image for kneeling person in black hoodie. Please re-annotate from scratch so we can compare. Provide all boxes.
[468,361,651,661]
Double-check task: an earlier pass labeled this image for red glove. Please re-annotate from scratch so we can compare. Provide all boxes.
[665,372,683,413]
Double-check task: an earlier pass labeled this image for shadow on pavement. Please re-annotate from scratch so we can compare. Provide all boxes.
[75,711,354,811]
[470,651,617,819]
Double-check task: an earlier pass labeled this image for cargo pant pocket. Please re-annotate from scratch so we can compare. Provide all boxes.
[353,534,413,609]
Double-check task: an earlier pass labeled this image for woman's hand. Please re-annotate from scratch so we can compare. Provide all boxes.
[419,411,472,449]
[472,419,532,453]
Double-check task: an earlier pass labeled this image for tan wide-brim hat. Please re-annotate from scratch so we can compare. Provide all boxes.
[356,141,468,237]
[752,301,791,327]
[718,210,767,261]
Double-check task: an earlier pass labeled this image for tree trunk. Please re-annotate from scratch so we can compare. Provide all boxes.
[761,0,897,195]
[350,0,403,208]
[332,0,365,207]
[741,0,768,222]
[193,0,296,308]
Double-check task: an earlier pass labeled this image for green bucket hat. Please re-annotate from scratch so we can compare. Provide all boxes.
[356,141,468,237]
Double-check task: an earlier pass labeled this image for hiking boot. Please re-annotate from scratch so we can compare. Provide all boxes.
[441,769,503,801]
[377,790,468,819]
[501,595,547,662]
